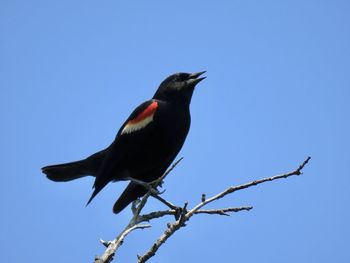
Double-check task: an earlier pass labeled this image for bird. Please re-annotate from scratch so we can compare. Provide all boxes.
[42,71,206,214]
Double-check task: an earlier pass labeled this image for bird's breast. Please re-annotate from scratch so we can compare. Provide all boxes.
[156,104,190,143]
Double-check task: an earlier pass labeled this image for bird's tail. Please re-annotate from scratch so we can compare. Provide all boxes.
[42,160,90,182]
[113,182,148,214]
[42,149,107,182]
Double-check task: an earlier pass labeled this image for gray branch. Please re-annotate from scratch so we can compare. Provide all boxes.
[137,156,311,263]
[95,224,151,263]
[93,156,311,263]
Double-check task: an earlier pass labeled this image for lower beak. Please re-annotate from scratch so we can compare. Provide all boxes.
[189,71,206,79]
[188,71,207,85]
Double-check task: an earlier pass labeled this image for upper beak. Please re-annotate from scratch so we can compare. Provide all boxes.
[187,71,207,85]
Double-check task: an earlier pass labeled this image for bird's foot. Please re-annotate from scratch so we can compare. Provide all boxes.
[127,177,163,195]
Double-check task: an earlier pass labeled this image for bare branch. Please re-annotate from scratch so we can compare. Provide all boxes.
[196,206,253,216]
[95,224,151,263]
[137,157,311,262]
[151,194,178,210]
[188,156,311,217]
[137,205,253,221]
[137,210,175,222]
[155,157,184,186]
[137,214,185,263]
[94,157,311,263]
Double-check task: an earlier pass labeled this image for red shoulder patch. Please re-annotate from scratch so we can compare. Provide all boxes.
[121,101,158,135]
[129,101,158,124]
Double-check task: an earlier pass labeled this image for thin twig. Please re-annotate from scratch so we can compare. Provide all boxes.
[138,210,175,223]
[137,206,253,221]
[151,194,178,210]
[188,156,311,217]
[155,157,184,186]
[196,206,253,216]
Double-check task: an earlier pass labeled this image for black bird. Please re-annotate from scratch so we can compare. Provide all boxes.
[42,71,206,213]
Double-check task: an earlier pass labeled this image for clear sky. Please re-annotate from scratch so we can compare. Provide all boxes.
[1,0,349,262]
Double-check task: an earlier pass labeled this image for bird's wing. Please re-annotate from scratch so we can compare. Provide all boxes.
[86,99,161,205]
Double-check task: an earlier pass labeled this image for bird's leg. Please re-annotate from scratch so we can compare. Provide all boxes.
[131,199,141,215]
[126,177,163,195]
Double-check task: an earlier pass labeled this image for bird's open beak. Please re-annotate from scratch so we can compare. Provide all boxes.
[187,71,206,85]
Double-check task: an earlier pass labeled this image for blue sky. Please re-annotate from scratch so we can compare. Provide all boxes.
[1,0,349,262]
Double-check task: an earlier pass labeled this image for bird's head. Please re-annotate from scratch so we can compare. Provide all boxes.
[153,71,206,104]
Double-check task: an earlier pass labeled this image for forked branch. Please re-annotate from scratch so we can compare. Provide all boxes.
[94,156,311,263]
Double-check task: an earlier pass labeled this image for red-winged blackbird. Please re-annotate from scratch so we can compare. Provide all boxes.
[42,72,206,213]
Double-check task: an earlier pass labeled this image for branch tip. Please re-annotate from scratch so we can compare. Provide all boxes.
[100,239,110,248]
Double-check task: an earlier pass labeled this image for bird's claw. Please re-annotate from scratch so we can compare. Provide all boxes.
[149,186,165,196]
[126,177,165,195]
